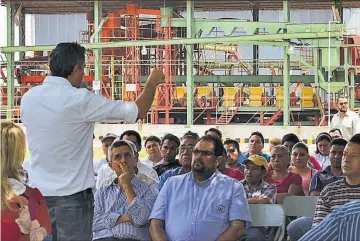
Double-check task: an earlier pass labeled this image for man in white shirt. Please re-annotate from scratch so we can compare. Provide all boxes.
[93,133,117,179]
[20,42,164,241]
[331,96,360,141]
[141,135,163,167]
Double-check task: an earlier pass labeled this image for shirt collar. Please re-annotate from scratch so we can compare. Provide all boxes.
[241,179,266,189]
[190,170,219,186]
[8,178,26,197]
[322,165,343,176]
[44,76,73,87]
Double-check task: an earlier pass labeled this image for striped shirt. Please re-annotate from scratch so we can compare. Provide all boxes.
[300,201,360,241]
[92,176,158,241]
[312,178,360,227]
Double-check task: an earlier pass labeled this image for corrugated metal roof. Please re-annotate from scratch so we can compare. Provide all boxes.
[5,0,360,14]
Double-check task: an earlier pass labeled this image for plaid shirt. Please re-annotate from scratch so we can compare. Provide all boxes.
[240,180,277,204]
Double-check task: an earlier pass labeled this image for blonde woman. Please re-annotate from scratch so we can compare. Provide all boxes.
[1,121,51,241]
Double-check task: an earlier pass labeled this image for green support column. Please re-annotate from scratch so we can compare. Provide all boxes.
[314,48,319,87]
[344,47,352,107]
[93,0,102,95]
[349,48,355,109]
[186,0,194,126]
[18,4,25,60]
[283,0,290,126]
[6,1,14,120]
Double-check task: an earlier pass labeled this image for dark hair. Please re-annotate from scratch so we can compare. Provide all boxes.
[250,131,264,144]
[182,131,200,140]
[144,135,161,147]
[349,133,360,145]
[120,130,142,149]
[198,135,225,157]
[224,139,240,152]
[49,42,85,78]
[292,142,309,154]
[329,128,342,136]
[315,132,332,154]
[330,138,348,148]
[162,134,180,147]
[205,128,222,139]
[282,133,300,145]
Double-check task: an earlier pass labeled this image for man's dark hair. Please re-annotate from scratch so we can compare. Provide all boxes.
[250,131,264,144]
[224,139,240,152]
[349,133,360,145]
[292,142,309,154]
[198,135,225,157]
[182,131,199,140]
[49,42,85,78]
[120,130,142,148]
[144,135,161,147]
[315,132,332,154]
[282,133,300,145]
[329,128,342,136]
[162,134,180,147]
[330,138,348,148]
[205,128,222,139]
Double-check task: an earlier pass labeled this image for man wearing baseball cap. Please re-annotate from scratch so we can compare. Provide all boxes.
[240,155,277,241]
[94,133,118,181]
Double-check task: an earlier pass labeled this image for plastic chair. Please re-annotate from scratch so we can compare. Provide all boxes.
[283,196,319,217]
[249,204,285,241]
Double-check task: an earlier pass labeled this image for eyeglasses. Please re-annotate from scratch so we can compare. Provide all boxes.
[192,149,215,156]
[339,102,348,106]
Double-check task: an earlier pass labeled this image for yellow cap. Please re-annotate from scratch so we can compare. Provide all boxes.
[244,155,268,170]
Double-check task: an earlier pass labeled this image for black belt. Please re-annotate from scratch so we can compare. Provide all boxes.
[74,188,93,195]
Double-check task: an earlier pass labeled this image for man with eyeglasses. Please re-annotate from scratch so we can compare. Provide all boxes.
[150,135,251,241]
[158,131,199,190]
[331,96,360,141]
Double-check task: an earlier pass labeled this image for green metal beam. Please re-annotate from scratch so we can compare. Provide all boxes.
[186,0,194,126]
[164,18,344,37]
[93,0,102,94]
[0,32,342,53]
[283,0,290,126]
[6,1,14,120]
[137,75,315,84]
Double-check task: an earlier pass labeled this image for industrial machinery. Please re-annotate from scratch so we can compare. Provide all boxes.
[2,1,360,126]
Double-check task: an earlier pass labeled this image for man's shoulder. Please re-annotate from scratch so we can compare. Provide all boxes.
[321,178,345,194]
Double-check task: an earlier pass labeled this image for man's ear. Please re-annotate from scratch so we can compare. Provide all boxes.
[215,156,221,167]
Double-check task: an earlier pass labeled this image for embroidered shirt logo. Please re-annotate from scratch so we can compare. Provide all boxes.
[216,205,225,214]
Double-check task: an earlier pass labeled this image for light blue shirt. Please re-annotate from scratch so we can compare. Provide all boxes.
[21,76,138,196]
[94,157,107,176]
[158,167,187,190]
[150,171,252,241]
[93,176,158,241]
[299,201,360,241]
[238,152,270,164]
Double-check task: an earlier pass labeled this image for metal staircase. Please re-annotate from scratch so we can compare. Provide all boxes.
[216,107,238,125]
[264,109,283,126]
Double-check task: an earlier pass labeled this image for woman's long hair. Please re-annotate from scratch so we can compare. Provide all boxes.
[315,132,332,155]
[1,121,26,210]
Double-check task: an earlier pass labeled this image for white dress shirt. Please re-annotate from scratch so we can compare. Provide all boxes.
[21,76,138,196]
[331,109,360,141]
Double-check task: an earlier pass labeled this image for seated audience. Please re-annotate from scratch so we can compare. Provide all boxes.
[140,136,162,167]
[313,132,331,169]
[241,155,277,204]
[92,139,158,241]
[224,139,245,173]
[289,142,317,196]
[287,138,347,241]
[153,134,181,176]
[204,128,222,139]
[149,135,251,241]
[158,131,199,190]
[281,133,322,170]
[329,128,343,139]
[239,132,270,163]
[94,133,117,178]
[299,201,360,241]
[1,121,51,241]
[312,134,360,227]
[120,130,159,183]
[269,138,282,152]
[265,145,303,204]
[217,150,244,181]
